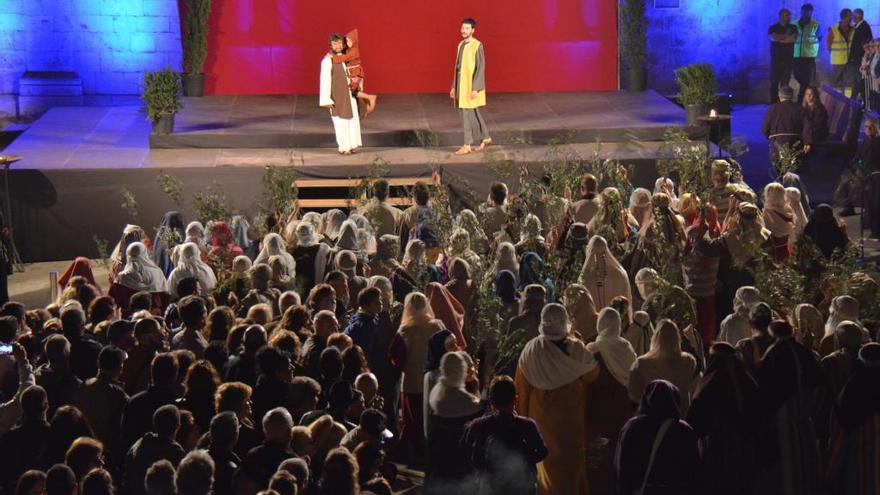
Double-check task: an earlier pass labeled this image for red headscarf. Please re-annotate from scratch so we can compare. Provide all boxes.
[58,257,97,289]
[425,282,467,348]
[209,222,244,258]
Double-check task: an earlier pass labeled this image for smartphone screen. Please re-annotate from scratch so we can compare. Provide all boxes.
[0,344,11,355]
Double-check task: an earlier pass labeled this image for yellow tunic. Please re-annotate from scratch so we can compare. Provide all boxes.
[515,365,601,495]
[454,39,486,109]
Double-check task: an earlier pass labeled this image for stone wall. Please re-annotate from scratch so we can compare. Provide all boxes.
[645,0,880,102]
[0,0,181,117]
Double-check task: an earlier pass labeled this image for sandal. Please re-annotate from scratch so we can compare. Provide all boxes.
[455,145,472,155]
[475,138,492,151]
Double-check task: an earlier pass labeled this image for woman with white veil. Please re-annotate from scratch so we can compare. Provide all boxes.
[168,242,217,298]
[579,235,632,318]
[492,242,519,285]
[111,242,169,312]
[255,233,296,274]
[454,209,490,255]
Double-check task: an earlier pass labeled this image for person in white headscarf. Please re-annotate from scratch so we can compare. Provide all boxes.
[110,224,150,281]
[585,307,638,493]
[793,303,823,351]
[255,233,296,274]
[718,286,761,345]
[515,214,547,257]
[623,310,654,356]
[335,219,360,252]
[441,228,481,274]
[515,303,599,495]
[785,187,809,244]
[348,213,377,255]
[167,242,217,298]
[820,295,864,356]
[762,182,796,261]
[115,242,169,293]
[493,242,519,285]
[291,222,330,292]
[628,319,698,414]
[425,351,482,489]
[230,215,254,259]
[580,235,631,317]
[369,234,401,278]
[454,209,490,255]
[322,209,346,242]
[184,221,208,252]
[654,177,680,210]
[301,211,323,235]
[628,187,653,229]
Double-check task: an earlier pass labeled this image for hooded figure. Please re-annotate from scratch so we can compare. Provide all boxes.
[762,182,796,261]
[518,252,555,302]
[781,172,812,217]
[615,380,703,495]
[335,220,361,252]
[629,188,653,229]
[793,303,823,351]
[182,221,208,257]
[723,202,771,267]
[115,242,168,294]
[208,221,244,265]
[588,308,637,388]
[580,235,632,317]
[623,311,654,356]
[110,224,150,281]
[291,222,330,295]
[368,234,401,279]
[152,212,185,276]
[800,204,849,259]
[686,343,759,495]
[515,303,600,495]
[447,227,482,275]
[455,209,490,255]
[425,352,482,489]
[493,242,519,285]
[516,214,547,257]
[231,215,256,259]
[628,320,698,415]
[784,187,809,244]
[255,233,296,275]
[425,282,466,349]
[564,284,598,342]
[168,242,217,298]
[58,257,98,291]
[718,286,761,345]
[322,209,346,242]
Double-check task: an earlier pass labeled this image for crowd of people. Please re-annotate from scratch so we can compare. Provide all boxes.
[0,163,876,495]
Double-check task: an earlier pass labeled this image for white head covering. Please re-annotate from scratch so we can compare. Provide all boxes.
[455,209,490,251]
[230,215,251,250]
[785,187,808,237]
[579,235,631,316]
[629,188,653,227]
[428,351,481,418]
[634,267,658,300]
[654,177,679,208]
[519,214,545,244]
[255,233,296,273]
[301,211,323,234]
[185,221,206,245]
[295,222,320,248]
[733,286,761,316]
[335,220,360,251]
[232,255,252,275]
[624,310,655,356]
[762,182,795,237]
[116,242,168,292]
[518,303,598,390]
[322,210,346,240]
[825,295,860,337]
[495,242,519,282]
[368,275,394,303]
[587,307,637,387]
[402,239,427,272]
[168,242,217,297]
[110,224,147,265]
[349,213,377,254]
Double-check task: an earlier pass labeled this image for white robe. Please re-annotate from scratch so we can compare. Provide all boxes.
[319,55,362,152]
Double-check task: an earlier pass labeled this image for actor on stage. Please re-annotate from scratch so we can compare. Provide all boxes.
[451,18,491,155]
[320,33,363,155]
[331,29,378,118]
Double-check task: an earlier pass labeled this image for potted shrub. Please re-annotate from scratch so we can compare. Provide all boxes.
[620,0,648,91]
[182,0,211,97]
[675,63,717,126]
[141,67,183,134]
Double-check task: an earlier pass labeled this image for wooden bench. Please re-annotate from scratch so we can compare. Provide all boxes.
[294,177,432,209]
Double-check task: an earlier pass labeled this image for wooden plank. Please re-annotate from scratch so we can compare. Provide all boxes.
[296,198,413,208]
[294,177,433,188]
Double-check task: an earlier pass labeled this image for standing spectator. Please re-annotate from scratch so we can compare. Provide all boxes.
[73,346,129,462]
[240,407,296,490]
[827,9,853,95]
[850,8,874,101]
[172,296,209,359]
[761,86,806,169]
[479,182,510,238]
[359,179,401,238]
[60,305,101,381]
[120,317,168,395]
[793,3,820,103]
[462,376,547,495]
[121,353,179,454]
[343,287,383,359]
[769,8,799,102]
[35,334,82,417]
[0,385,49,493]
[206,412,241,495]
[124,405,186,495]
[176,450,215,495]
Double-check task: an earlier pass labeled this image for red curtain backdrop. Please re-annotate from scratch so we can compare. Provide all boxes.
[202,0,618,94]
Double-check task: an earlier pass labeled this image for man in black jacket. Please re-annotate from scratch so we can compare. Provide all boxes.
[850,8,874,101]
[761,86,806,171]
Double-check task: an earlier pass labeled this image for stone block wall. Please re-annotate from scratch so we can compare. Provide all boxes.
[0,0,181,117]
[645,0,880,102]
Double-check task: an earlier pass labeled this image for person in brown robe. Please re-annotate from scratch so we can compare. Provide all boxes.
[330,29,378,117]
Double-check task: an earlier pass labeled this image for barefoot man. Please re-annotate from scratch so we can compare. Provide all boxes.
[320,33,362,155]
[451,18,491,155]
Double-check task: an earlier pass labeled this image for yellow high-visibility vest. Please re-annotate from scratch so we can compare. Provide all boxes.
[830,25,851,65]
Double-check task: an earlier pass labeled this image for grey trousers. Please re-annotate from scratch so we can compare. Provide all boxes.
[460,108,490,146]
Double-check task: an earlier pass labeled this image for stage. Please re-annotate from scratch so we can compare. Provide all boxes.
[2,90,703,262]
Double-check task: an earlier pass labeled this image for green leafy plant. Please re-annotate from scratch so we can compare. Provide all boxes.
[93,236,111,269]
[772,141,803,178]
[182,0,212,74]
[193,182,230,223]
[674,63,717,107]
[657,129,712,198]
[263,165,298,216]
[141,67,183,123]
[620,0,648,70]
[410,129,441,148]
[157,171,184,206]
[119,187,138,219]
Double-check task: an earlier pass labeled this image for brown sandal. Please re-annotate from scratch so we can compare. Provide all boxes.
[455,145,472,155]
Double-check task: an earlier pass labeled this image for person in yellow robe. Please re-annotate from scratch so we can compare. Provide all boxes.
[450,18,491,155]
[516,303,601,495]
